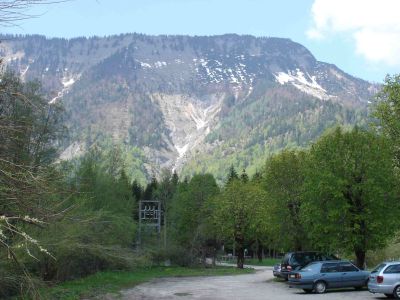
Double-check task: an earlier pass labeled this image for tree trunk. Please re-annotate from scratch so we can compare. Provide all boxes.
[212,247,216,267]
[355,249,366,270]
[236,238,245,269]
[201,246,206,267]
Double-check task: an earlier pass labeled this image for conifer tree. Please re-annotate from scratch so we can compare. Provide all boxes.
[226,165,239,184]
[131,179,143,201]
[240,169,249,183]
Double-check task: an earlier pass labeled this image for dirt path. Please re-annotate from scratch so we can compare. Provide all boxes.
[120,266,387,300]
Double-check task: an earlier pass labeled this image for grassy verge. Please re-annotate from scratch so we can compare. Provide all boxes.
[39,266,254,300]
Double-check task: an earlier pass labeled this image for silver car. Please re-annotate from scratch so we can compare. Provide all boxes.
[368,261,400,298]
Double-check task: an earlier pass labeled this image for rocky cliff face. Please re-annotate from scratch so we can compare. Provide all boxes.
[0,33,377,180]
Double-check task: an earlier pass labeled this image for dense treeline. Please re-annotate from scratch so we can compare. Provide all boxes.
[1,72,400,298]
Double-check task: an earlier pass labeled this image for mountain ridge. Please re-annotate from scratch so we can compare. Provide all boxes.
[0,33,376,180]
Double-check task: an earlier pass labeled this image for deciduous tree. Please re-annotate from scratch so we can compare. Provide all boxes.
[211,180,268,268]
[302,127,399,269]
[262,150,308,251]
[373,74,400,166]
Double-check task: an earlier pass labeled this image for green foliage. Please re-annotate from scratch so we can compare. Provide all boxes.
[262,150,308,251]
[168,174,219,265]
[226,165,239,184]
[210,179,268,268]
[132,179,143,201]
[367,234,400,267]
[143,175,158,200]
[301,127,399,267]
[373,74,400,166]
[38,148,138,281]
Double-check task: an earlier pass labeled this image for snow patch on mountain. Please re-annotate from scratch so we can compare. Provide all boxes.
[154,61,167,68]
[49,74,81,104]
[274,69,331,100]
[62,77,76,88]
[195,58,255,91]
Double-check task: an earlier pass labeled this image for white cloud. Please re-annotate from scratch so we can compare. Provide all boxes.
[308,0,400,66]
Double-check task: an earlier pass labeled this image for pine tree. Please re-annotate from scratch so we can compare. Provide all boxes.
[143,176,158,200]
[131,179,143,201]
[251,170,263,183]
[240,169,249,183]
[226,165,239,184]
[171,171,179,187]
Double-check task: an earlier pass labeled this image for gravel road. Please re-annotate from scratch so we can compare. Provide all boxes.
[120,266,388,300]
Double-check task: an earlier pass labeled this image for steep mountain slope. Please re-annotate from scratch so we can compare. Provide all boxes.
[0,34,377,180]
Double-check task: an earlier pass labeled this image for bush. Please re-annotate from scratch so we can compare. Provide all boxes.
[367,235,400,268]
[149,245,195,267]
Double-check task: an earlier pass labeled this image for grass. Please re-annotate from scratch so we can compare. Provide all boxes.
[39,266,254,300]
[244,258,281,266]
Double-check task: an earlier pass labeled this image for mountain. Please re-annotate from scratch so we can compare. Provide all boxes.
[0,33,378,181]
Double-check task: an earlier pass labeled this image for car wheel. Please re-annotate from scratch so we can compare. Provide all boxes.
[303,289,313,293]
[314,281,327,294]
[393,285,400,299]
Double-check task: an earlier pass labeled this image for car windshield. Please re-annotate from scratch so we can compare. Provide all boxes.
[291,253,315,266]
[371,263,387,273]
[301,262,320,272]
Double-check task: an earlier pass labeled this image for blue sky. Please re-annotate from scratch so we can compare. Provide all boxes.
[4,0,400,82]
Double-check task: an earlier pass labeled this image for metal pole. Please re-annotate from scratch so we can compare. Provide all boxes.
[157,201,161,249]
[138,200,141,248]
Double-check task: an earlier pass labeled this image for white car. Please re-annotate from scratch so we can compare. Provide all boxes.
[368,261,400,298]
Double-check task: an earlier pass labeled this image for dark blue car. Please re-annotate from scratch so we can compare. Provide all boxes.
[288,260,370,294]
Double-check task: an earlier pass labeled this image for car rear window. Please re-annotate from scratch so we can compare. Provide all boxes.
[371,263,387,273]
[301,262,321,272]
[383,264,400,274]
[321,262,340,273]
[340,262,359,272]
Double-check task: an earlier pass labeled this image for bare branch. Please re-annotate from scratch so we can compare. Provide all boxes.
[0,0,70,26]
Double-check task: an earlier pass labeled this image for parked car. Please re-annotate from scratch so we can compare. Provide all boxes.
[279,251,338,280]
[273,263,282,277]
[288,260,369,294]
[368,261,400,298]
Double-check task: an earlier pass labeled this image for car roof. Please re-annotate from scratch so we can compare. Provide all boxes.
[310,260,351,264]
[287,251,326,254]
